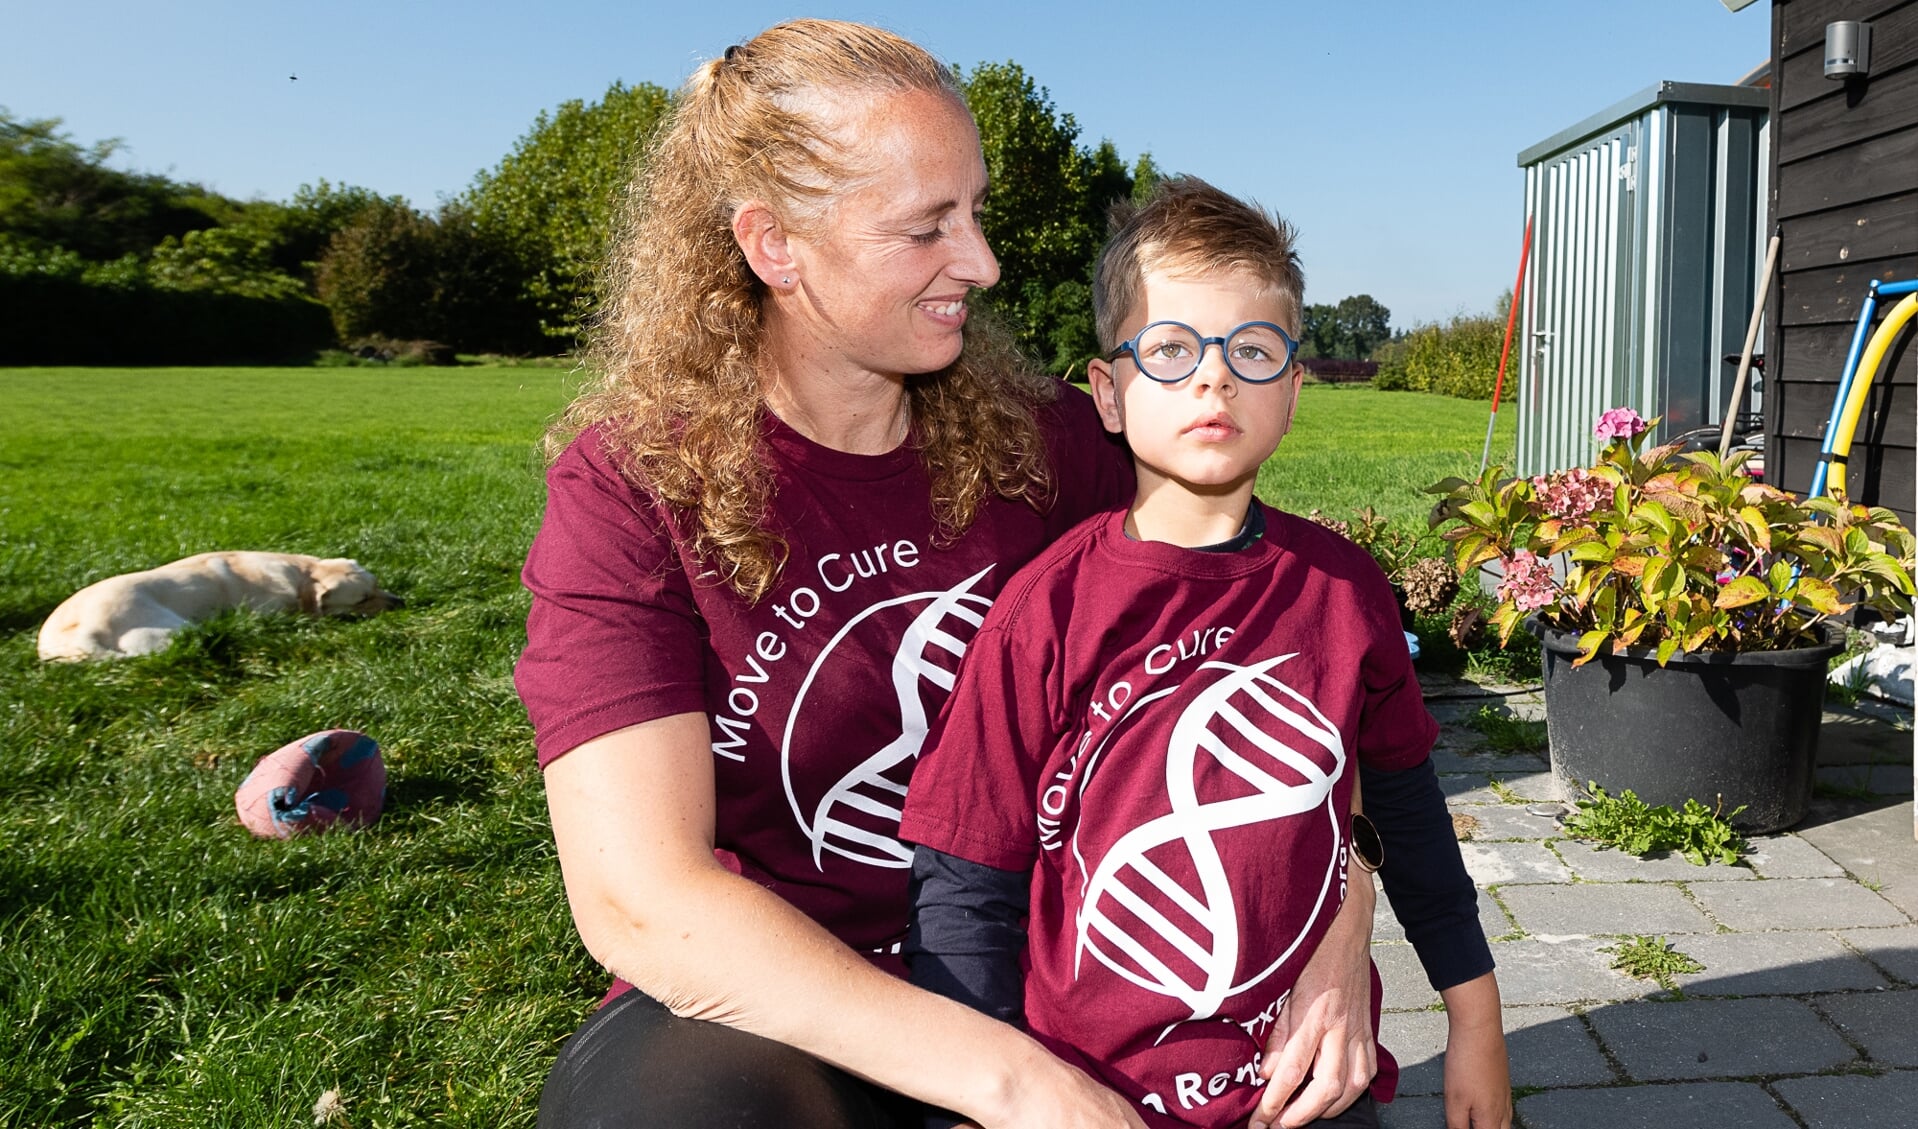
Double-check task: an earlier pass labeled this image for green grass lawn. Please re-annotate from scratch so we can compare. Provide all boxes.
[0,369,1513,1127]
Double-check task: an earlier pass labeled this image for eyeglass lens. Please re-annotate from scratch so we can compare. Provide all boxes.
[1133,323,1290,383]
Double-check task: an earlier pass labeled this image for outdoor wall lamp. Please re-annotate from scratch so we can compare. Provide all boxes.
[1825,21,1873,80]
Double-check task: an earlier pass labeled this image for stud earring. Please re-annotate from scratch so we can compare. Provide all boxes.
[781,276,792,286]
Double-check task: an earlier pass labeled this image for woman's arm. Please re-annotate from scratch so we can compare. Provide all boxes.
[1251,864,1376,1129]
[544,714,1145,1129]
[1250,773,1379,1129]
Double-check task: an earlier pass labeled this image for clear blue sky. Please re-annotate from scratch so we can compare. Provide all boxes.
[8,1,1768,327]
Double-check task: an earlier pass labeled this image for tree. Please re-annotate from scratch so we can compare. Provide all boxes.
[0,110,219,261]
[1302,293,1393,359]
[466,81,673,341]
[314,197,438,342]
[312,196,542,353]
[958,62,1141,376]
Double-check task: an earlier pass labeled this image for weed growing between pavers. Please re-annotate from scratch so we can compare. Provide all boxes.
[1563,783,1749,866]
[1599,935,1705,994]
[1468,705,1548,753]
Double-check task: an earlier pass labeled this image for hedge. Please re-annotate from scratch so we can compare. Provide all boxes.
[0,277,335,364]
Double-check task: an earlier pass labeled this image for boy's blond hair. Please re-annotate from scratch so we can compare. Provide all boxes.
[1092,176,1305,351]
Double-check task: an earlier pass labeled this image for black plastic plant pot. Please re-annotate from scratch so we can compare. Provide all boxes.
[1530,619,1842,834]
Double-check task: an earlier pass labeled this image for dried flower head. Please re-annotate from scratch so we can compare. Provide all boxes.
[1399,556,1460,616]
[1307,509,1350,539]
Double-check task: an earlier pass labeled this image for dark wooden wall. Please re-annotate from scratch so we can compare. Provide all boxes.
[1767,0,1917,527]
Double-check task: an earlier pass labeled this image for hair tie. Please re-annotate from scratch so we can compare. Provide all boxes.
[724,44,743,63]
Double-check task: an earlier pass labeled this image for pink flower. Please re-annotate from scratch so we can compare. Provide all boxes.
[1593,407,1648,443]
[1496,549,1559,613]
[1531,467,1610,525]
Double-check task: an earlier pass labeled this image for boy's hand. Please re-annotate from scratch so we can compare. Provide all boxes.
[1248,874,1376,1129]
[1440,971,1510,1129]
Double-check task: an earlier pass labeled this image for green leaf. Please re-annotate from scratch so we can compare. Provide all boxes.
[1640,556,1668,600]
[1737,506,1773,552]
[1791,577,1846,615]
[1423,475,1473,496]
[1713,575,1770,610]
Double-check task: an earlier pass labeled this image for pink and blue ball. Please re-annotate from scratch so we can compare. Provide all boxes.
[235,730,386,839]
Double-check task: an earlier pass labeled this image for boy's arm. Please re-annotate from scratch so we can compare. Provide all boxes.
[1361,758,1495,990]
[908,845,1034,1129]
[906,845,1030,1025]
[1440,972,1510,1129]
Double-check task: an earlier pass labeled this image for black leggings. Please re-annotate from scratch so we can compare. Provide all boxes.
[537,988,1383,1129]
[537,988,918,1129]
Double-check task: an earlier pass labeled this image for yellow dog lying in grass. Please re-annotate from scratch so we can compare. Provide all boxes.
[37,551,402,661]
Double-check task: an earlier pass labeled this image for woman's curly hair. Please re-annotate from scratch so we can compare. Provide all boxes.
[551,19,1059,603]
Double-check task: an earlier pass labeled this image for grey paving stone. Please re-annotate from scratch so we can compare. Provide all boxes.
[1837,925,1918,984]
[1813,990,1918,1067]
[1817,763,1915,795]
[1582,997,1855,1081]
[1795,800,1918,919]
[1379,1010,1447,1096]
[1440,771,1561,805]
[1554,838,1756,882]
[1498,882,1714,936]
[1506,1004,1615,1088]
[1456,841,1572,886]
[1689,878,1910,932]
[1424,696,1512,723]
[1667,931,1889,996]
[1436,774,1501,802]
[1429,748,1550,775]
[1517,1081,1799,1129]
[1372,941,1441,1010]
[1772,1068,1918,1129]
[1375,889,1510,944]
[1817,708,1915,766]
[1744,833,1848,879]
[1383,1004,1615,1097]
[1447,803,1561,841]
[1484,937,1659,1005]
[1376,1093,1444,1128]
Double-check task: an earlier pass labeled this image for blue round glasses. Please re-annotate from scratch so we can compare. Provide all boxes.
[1105,320,1300,385]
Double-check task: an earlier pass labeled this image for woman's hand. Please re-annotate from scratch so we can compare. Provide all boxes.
[1249,872,1377,1129]
[1440,972,1510,1129]
[981,1050,1149,1129]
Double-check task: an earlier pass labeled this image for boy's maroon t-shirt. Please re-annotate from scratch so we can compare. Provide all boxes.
[514,387,1129,979]
[899,505,1436,1128]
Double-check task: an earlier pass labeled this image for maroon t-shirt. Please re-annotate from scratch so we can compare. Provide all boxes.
[514,386,1129,978]
[899,505,1436,1128]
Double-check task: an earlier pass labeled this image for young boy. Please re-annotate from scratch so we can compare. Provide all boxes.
[899,178,1508,1129]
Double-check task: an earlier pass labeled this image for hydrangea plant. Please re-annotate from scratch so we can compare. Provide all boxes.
[1427,408,1917,666]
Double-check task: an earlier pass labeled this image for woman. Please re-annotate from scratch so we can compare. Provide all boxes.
[516,20,1395,1129]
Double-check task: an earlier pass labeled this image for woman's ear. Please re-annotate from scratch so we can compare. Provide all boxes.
[733,201,798,291]
[1087,357,1125,435]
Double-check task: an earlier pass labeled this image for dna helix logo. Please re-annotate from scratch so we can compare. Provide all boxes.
[1074,653,1346,1021]
[783,566,995,870]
